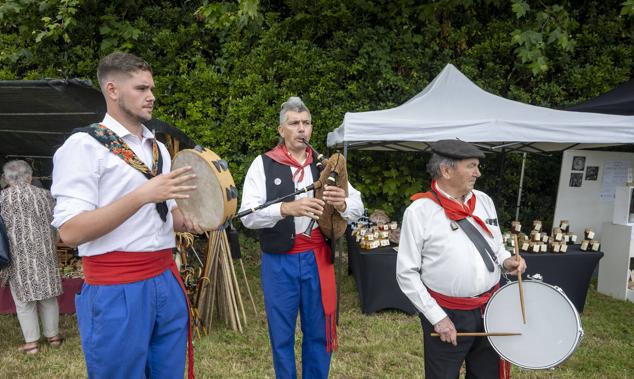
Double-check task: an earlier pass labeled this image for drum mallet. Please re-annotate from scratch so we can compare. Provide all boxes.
[511,229,527,324]
[431,332,521,337]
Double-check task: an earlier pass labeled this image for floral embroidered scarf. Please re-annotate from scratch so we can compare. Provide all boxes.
[74,123,168,221]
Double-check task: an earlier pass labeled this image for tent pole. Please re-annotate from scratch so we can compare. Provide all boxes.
[515,153,527,221]
[343,142,348,160]
[495,149,507,204]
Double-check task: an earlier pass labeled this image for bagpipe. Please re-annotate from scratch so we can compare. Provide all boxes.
[236,139,348,243]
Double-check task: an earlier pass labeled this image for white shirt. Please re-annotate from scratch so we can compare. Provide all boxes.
[239,155,364,233]
[51,114,176,256]
[396,186,511,325]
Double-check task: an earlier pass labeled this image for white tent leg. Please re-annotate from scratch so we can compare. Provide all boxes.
[515,153,527,220]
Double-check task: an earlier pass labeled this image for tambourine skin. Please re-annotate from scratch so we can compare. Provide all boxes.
[484,279,583,369]
[172,148,238,230]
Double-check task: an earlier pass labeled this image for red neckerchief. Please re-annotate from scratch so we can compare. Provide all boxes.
[289,228,338,352]
[410,180,492,237]
[264,144,313,182]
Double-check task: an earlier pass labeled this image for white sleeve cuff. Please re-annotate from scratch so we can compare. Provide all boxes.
[423,304,448,326]
[52,196,96,229]
[267,202,284,220]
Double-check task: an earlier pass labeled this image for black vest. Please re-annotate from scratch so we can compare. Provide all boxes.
[259,152,320,253]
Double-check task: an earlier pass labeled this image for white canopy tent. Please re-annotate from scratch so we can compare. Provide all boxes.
[327,64,634,219]
[327,64,634,154]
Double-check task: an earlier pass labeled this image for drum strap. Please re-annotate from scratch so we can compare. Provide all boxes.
[456,218,497,272]
[73,123,168,222]
[411,184,497,272]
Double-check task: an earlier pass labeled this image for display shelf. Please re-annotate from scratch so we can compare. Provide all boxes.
[597,222,634,303]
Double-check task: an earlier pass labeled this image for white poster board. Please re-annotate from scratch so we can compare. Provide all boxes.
[553,150,634,239]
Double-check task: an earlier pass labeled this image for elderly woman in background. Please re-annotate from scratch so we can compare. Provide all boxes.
[0,160,63,354]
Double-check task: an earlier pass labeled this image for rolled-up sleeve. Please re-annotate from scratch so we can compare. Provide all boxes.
[339,182,364,222]
[50,134,101,228]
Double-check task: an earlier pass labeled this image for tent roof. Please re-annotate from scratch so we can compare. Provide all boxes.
[327,64,634,153]
[0,79,195,159]
[567,79,634,115]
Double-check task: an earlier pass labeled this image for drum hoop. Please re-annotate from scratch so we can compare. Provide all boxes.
[484,279,583,369]
[172,148,237,229]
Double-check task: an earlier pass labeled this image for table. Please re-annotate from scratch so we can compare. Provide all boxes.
[347,230,417,315]
[347,227,601,315]
[0,278,84,314]
[520,245,603,314]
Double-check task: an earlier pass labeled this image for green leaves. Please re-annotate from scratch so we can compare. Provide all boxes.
[510,1,578,75]
[98,15,142,52]
[511,0,530,18]
[0,0,632,225]
[621,0,634,16]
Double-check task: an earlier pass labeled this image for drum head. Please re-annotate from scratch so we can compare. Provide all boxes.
[172,149,234,230]
[484,280,582,369]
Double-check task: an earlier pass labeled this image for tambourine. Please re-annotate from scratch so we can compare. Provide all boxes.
[172,147,238,230]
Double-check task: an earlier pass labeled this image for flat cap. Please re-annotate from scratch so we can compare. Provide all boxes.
[430,139,485,159]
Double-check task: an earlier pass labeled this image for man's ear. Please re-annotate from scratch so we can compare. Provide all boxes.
[440,165,452,179]
[103,80,118,101]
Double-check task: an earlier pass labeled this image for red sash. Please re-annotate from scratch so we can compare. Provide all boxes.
[289,228,338,352]
[427,284,510,379]
[82,250,195,379]
[426,284,499,311]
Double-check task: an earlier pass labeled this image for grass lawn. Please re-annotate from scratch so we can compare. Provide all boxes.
[1,254,633,378]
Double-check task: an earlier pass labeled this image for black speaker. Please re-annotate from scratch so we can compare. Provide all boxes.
[227,225,242,260]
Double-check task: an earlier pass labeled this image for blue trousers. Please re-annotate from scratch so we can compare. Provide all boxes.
[75,269,188,379]
[261,250,332,379]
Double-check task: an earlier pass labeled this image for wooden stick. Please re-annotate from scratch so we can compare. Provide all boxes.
[222,233,242,332]
[431,332,521,337]
[223,232,247,327]
[512,233,527,324]
[206,232,222,327]
[219,233,239,331]
[239,258,258,317]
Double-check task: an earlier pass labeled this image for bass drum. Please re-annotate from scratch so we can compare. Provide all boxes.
[172,147,238,230]
[484,278,583,370]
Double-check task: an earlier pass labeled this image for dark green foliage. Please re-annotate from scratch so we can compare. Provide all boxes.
[1,0,632,229]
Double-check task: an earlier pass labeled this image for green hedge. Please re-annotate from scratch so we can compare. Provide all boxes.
[1,0,632,230]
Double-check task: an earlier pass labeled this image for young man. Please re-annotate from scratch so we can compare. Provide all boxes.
[396,139,526,379]
[239,97,363,379]
[51,52,203,379]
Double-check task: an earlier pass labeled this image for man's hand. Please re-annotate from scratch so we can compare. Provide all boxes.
[280,198,324,219]
[172,207,206,234]
[58,167,199,247]
[322,184,347,212]
[136,166,197,204]
[433,316,457,346]
[503,255,527,276]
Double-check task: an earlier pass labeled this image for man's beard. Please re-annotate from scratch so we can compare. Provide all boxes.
[119,98,152,123]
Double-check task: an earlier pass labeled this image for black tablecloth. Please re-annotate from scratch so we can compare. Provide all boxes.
[347,225,601,316]
[520,245,603,314]
[347,230,416,315]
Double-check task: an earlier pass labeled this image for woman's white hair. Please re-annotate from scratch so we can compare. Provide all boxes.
[2,160,32,186]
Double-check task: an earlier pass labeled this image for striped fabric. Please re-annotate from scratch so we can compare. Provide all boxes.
[0,183,62,302]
